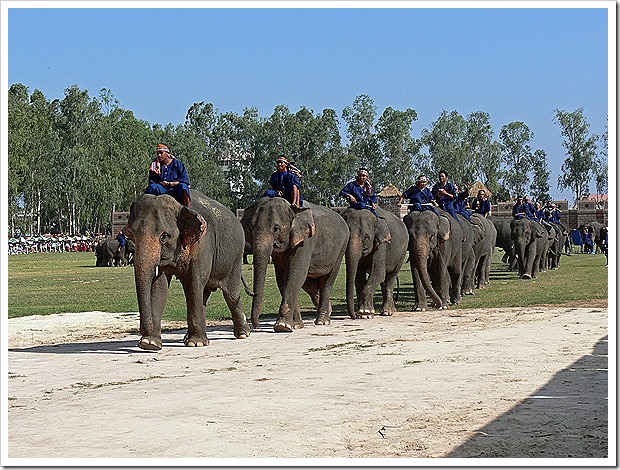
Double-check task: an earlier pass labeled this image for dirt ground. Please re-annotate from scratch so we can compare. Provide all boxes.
[6,301,610,463]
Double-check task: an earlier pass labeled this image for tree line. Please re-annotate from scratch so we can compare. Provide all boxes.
[8,83,608,236]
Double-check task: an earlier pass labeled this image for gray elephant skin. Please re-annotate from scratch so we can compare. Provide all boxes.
[124,190,251,351]
[340,206,408,319]
[510,218,547,279]
[545,223,564,270]
[490,216,517,270]
[95,238,135,267]
[470,214,497,289]
[241,197,349,332]
[403,209,465,310]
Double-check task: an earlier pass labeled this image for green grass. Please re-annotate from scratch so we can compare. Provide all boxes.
[7,250,608,320]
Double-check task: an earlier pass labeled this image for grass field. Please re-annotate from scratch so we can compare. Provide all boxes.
[7,249,609,320]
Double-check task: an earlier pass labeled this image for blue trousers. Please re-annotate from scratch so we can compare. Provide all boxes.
[146,182,190,206]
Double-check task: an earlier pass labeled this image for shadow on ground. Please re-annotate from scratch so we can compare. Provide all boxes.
[444,335,608,458]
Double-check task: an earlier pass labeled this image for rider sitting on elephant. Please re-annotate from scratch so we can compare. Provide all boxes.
[398,174,439,214]
[431,170,459,222]
[340,168,377,215]
[471,189,491,217]
[115,229,126,257]
[263,156,303,209]
[453,183,472,222]
[512,195,527,219]
[145,144,191,208]
[522,196,537,221]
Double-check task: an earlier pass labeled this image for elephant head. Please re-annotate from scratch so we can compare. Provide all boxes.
[240,197,315,327]
[124,194,206,341]
[405,210,450,308]
[341,208,391,317]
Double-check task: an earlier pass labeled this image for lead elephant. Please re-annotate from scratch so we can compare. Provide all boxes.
[340,206,408,319]
[241,197,349,332]
[403,209,464,310]
[510,218,547,279]
[124,190,251,351]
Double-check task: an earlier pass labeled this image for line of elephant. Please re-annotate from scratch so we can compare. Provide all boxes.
[95,238,135,267]
[121,189,568,351]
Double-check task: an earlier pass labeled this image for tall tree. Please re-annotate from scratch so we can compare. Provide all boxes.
[593,123,608,202]
[499,121,534,198]
[530,149,551,203]
[554,108,598,204]
[342,95,380,173]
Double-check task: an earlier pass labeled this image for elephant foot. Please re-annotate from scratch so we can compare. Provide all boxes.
[183,332,209,347]
[138,336,162,351]
[356,307,375,319]
[234,325,251,339]
[314,313,331,326]
[274,319,294,333]
[463,289,475,296]
[414,306,426,312]
[521,273,532,280]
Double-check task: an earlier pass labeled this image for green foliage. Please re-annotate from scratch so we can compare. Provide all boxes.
[7,250,608,319]
[554,108,600,204]
[530,149,551,203]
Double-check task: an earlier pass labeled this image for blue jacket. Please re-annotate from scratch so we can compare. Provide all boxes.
[402,185,434,205]
[149,158,190,187]
[340,181,377,207]
[269,170,303,205]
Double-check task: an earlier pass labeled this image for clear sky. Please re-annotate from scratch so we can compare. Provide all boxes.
[3,1,614,201]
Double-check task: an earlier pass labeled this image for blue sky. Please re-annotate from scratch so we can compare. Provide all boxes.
[4,2,613,201]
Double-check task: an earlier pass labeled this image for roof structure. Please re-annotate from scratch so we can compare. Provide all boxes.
[378,184,402,198]
[468,181,492,198]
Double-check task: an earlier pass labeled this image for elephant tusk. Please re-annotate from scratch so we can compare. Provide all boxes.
[155,265,159,278]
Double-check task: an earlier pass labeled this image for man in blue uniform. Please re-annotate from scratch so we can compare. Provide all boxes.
[340,168,377,214]
[512,195,526,219]
[453,184,472,222]
[431,170,459,221]
[264,156,303,208]
[522,196,537,220]
[398,174,438,214]
[145,144,191,208]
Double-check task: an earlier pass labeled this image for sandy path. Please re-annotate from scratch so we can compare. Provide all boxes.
[6,305,609,462]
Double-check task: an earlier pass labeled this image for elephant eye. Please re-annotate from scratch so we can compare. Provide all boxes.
[273,225,281,234]
[160,232,171,244]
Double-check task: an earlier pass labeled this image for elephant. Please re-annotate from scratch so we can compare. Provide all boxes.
[403,209,464,310]
[490,216,517,271]
[459,216,478,296]
[510,218,547,279]
[470,214,497,289]
[240,197,349,332]
[124,190,251,351]
[340,206,408,319]
[589,221,607,254]
[545,222,564,270]
[95,238,135,267]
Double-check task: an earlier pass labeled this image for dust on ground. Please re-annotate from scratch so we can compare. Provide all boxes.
[6,301,609,462]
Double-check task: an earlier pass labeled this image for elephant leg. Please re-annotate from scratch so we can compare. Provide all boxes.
[221,265,251,339]
[181,278,209,347]
[355,268,373,319]
[315,258,343,326]
[273,263,303,333]
[410,262,428,311]
[379,270,398,316]
[302,277,321,309]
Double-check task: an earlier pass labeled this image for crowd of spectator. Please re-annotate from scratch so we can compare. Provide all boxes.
[8,232,106,255]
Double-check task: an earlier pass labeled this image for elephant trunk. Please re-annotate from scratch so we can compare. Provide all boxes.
[345,239,363,319]
[412,244,443,308]
[133,239,165,338]
[250,239,273,328]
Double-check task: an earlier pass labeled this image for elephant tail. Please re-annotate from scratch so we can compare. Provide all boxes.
[241,274,254,297]
[394,276,400,302]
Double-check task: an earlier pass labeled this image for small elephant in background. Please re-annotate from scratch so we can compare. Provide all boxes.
[125,190,251,351]
[470,214,497,289]
[340,206,408,319]
[95,238,134,267]
[490,216,517,271]
[241,197,349,332]
[510,218,547,279]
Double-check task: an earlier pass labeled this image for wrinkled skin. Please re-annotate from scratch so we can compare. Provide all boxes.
[95,238,135,267]
[125,191,251,351]
[241,197,349,332]
[543,223,563,271]
[510,218,547,279]
[340,207,408,319]
[469,214,497,289]
[403,209,463,311]
[459,216,477,296]
[490,216,517,271]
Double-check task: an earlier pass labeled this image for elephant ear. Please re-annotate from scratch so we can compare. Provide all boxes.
[438,215,451,242]
[290,207,315,248]
[179,207,207,248]
[374,218,392,249]
[534,223,546,239]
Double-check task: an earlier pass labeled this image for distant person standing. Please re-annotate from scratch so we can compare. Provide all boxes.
[145,144,191,208]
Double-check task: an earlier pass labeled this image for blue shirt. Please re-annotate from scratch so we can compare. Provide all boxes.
[431,182,457,210]
[472,199,491,216]
[269,170,303,205]
[523,202,536,220]
[149,158,190,186]
[340,181,377,206]
[402,185,434,205]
